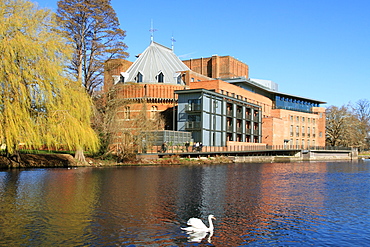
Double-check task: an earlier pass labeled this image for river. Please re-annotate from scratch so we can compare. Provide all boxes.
[1,160,370,246]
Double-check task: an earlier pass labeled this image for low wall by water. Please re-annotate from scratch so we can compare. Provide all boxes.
[233,149,357,163]
[233,156,302,163]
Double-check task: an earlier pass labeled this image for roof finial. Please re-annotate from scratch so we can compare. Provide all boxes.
[171,33,176,51]
[149,19,157,43]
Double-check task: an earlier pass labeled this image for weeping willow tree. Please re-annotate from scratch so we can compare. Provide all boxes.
[0,0,99,162]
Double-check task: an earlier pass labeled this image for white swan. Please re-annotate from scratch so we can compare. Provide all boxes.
[181,214,216,232]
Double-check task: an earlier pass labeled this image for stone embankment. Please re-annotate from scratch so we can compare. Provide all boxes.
[0,149,364,169]
[0,154,77,168]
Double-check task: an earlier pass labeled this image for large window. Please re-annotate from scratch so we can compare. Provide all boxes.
[275,96,318,113]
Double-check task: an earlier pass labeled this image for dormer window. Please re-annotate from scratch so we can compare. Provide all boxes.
[157,72,164,83]
[136,72,143,83]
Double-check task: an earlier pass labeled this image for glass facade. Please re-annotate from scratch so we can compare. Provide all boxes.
[275,96,319,113]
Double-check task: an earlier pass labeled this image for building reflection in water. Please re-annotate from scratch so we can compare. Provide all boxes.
[0,168,101,246]
[1,161,365,246]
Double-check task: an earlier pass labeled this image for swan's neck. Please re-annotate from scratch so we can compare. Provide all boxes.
[208,216,214,231]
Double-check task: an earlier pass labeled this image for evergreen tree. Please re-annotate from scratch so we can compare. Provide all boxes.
[56,0,128,95]
[0,0,99,160]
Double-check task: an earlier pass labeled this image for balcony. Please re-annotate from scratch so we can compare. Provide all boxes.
[185,121,201,130]
[185,104,201,112]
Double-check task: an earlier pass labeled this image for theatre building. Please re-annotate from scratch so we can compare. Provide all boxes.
[104,40,326,149]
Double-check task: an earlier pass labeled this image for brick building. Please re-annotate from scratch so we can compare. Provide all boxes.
[104,41,326,149]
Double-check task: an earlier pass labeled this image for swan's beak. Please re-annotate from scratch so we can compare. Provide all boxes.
[212,216,216,220]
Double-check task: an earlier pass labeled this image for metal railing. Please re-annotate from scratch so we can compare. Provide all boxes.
[140,145,354,154]
[185,121,201,130]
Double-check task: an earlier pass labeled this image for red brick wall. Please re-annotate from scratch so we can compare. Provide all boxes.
[312,107,326,147]
[104,59,133,93]
[183,55,249,79]
[267,108,327,147]
[115,83,184,100]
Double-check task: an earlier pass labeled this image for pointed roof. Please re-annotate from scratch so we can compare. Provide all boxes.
[124,42,189,84]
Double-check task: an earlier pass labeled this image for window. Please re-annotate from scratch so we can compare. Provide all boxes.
[124,106,130,119]
[120,74,125,83]
[188,99,201,105]
[302,117,305,122]
[150,106,158,119]
[188,99,201,111]
[302,126,305,137]
[296,126,299,136]
[296,116,299,122]
[157,72,164,83]
[290,125,293,137]
[177,75,182,84]
[188,115,200,122]
[136,72,143,83]
[290,115,293,121]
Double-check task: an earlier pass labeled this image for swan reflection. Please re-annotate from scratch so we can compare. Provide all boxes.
[185,230,213,243]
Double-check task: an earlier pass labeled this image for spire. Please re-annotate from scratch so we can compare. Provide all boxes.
[171,34,176,52]
[149,19,157,43]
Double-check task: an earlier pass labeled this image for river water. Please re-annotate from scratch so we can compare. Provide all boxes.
[1,161,370,246]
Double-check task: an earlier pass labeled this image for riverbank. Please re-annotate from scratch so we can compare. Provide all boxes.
[1,151,368,169]
[0,153,235,169]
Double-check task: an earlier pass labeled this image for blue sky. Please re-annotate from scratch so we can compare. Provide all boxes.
[35,0,370,107]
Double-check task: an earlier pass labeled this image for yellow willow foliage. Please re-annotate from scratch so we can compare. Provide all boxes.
[0,0,99,154]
